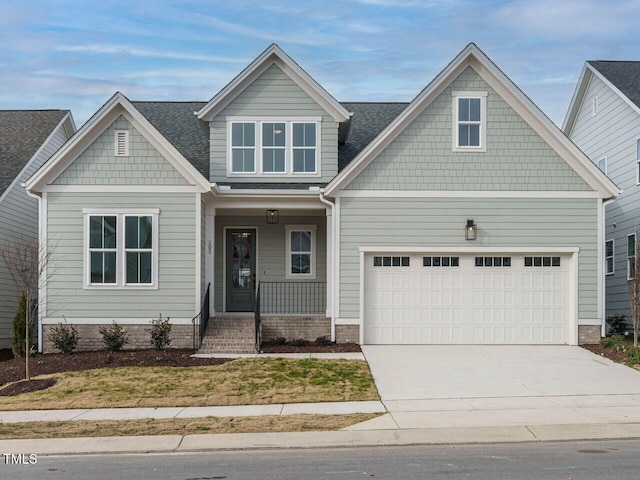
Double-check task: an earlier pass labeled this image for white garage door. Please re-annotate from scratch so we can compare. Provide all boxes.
[364,253,569,344]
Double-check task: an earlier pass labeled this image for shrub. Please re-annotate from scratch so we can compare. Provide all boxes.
[314,336,332,346]
[290,338,311,347]
[606,314,628,336]
[11,293,27,357]
[271,337,287,346]
[601,334,627,353]
[627,347,640,365]
[47,320,79,354]
[99,321,129,352]
[150,314,172,350]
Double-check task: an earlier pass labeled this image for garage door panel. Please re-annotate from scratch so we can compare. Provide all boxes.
[364,253,569,345]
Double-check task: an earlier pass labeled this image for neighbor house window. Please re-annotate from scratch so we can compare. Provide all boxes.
[452,91,487,151]
[286,225,316,279]
[592,96,598,116]
[628,234,636,280]
[228,119,320,176]
[114,130,129,156]
[85,209,158,288]
[597,157,607,174]
[605,239,614,275]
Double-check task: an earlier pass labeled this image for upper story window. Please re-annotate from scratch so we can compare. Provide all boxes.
[628,233,636,280]
[597,157,607,174]
[228,118,321,176]
[452,91,487,152]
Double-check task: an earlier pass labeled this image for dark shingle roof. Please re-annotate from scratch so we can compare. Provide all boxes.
[0,110,68,196]
[338,102,408,171]
[589,61,640,110]
[131,100,409,185]
[132,101,209,178]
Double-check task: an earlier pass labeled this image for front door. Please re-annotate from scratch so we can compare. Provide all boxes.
[226,229,256,312]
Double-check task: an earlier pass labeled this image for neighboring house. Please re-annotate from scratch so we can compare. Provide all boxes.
[564,61,640,333]
[27,44,618,353]
[0,110,75,350]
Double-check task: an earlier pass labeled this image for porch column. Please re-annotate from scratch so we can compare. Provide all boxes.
[206,205,216,316]
[325,206,333,319]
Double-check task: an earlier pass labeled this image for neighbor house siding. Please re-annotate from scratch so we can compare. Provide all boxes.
[338,197,598,321]
[568,72,640,321]
[45,192,198,319]
[53,116,190,186]
[346,67,591,192]
[209,64,338,183]
[0,126,69,349]
[213,214,327,312]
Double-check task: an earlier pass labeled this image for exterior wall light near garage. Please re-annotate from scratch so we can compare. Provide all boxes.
[465,219,477,240]
[266,209,279,224]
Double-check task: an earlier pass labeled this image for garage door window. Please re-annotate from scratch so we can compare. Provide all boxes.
[373,256,410,267]
[475,256,511,267]
[423,256,459,267]
[524,256,560,267]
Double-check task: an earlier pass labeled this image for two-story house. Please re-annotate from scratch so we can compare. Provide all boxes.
[564,61,640,333]
[27,44,618,353]
[0,110,75,350]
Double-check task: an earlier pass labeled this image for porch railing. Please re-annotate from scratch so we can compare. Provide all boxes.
[258,282,326,315]
[254,282,262,352]
[191,282,211,350]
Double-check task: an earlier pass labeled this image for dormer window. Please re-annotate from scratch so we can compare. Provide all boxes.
[228,118,320,176]
[452,91,487,152]
[114,130,129,157]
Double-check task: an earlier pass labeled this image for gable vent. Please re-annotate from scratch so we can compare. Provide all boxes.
[114,130,129,156]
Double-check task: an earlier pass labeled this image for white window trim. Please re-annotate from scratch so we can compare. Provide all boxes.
[628,233,635,280]
[605,239,614,275]
[114,130,129,157]
[227,117,322,177]
[83,209,159,290]
[285,224,317,280]
[597,156,607,174]
[452,91,487,152]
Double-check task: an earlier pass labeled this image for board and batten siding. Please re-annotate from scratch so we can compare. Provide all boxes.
[568,72,640,321]
[213,214,327,312]
[338,197,599,321]
[45,192,198,320]
[346,67,591,192]
[0,126,69,349]
[209,64,338,183]
[53,116,190,186]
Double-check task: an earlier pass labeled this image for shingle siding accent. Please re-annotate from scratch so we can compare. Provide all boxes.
[53,116,190,186]
[346,67,591,192]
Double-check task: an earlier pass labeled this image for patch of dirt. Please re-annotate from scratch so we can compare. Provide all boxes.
[0,379,57,397]
[261,342,361,354]
[0,348,13,362]
[581,343,628,363]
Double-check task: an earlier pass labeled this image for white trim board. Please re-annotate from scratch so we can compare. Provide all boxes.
[359,246,580,254]
[42,317,195,325]
[336,190,601,199]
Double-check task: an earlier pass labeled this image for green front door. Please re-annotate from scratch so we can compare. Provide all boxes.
[226,229,256,312]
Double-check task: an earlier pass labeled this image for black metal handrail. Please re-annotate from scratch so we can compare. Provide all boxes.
[192,282,211,350]
[254,282,262,353]
[259,282,326,315]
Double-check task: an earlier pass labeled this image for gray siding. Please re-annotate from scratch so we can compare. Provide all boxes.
[213,214,327,312]
[339,197,598,320]
[45,192,198,319]
[53,116,190,186]
[0,127,69,349]
[568,73,640,321]
[346,67,591,192]
[209,64,338,183]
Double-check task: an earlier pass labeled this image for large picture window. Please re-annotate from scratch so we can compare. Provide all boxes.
[85,210,158,288]
[285,225,316,279]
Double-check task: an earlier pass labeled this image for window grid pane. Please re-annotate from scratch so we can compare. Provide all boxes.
[125,215,153,285]
[89,216,117,284]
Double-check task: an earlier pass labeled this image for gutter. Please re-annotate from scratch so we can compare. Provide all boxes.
[318,191,336,343]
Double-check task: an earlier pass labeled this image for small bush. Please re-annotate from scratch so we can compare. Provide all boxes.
[627,347,640,365]
[601,334,628,353]
[150,314,172,350]
[11,293,28,357]
[47,320,79,354]
[606,314,628,336]
[272,337,287,346]
[290,338,311,347]
[99,321,129,352]
[314,336,332,346]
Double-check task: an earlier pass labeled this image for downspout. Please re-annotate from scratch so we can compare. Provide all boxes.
[602,197,617,338]
[319,192,336,342]
[24,186,44,353]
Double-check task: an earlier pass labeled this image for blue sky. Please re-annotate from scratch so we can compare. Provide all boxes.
[0,0,638,127]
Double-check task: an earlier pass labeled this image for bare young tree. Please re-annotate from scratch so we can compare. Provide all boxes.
[1,237,53,381]
[627,232,640,348]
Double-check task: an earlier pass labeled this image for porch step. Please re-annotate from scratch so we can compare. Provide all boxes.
[198,316,257,354]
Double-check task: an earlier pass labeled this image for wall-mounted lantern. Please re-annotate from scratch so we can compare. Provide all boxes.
[266,210,279,224]
[465,219,477,240]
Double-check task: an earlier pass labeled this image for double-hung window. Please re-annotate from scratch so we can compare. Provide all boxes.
[628,233,636,280]
[286,225,316,279]
[452,91,487,151]
[85,209,159,288]
[228,119,320,176]
[605,239,614,275]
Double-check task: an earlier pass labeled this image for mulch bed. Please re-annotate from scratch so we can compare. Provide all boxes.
[261,342,361,354]
[0,379,57,396]
[581,343,629,364]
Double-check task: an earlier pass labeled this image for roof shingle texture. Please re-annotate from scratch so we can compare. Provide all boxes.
[0,110,68,196]
[589,61,640,110]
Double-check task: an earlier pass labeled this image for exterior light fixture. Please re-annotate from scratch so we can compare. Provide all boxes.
[465,219,477,240]
[266,209,279,224]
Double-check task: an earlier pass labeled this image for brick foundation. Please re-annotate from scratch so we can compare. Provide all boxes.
[261,316,330,342]
[578,325,602,345]
[43,323,194,353]
[336,325,360,343]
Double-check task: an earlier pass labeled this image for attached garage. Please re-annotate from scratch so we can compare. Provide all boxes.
[363,251,574,345]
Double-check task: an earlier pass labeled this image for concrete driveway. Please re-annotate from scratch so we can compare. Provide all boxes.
[356,345,640,430]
